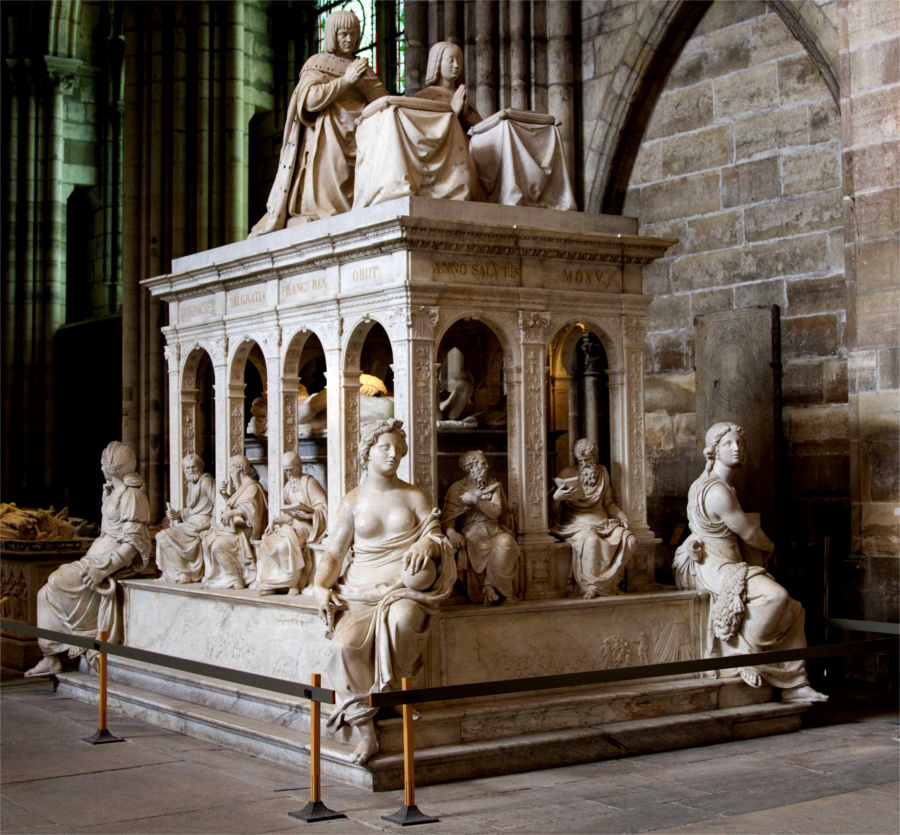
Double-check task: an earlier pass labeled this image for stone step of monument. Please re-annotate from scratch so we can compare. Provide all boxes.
[56,661,809,792]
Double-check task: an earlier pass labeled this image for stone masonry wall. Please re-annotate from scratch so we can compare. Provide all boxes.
[837,0,899,648]
[624,1,847,605]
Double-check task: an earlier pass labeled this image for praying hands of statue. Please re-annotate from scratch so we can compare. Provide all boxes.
[450,84,468,116]
[343,57,370,86]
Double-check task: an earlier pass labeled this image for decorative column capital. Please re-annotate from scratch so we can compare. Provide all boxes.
[44,55,82,94]
[519,311,552,343]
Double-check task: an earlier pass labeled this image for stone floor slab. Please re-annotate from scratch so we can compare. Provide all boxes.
[72,797,374,835]
[0,796,56,830]
[2,761,275,828]
[1,737,178,784]
[658,785,900,834]
[0,700,90,745]
[178,748,309,791]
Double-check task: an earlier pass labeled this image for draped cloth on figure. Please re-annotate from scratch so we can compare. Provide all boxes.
[202,479,267,589]
[469,109,577,210]
[552,465,635,596]
[156,473,215,583]
[256,474,327,593]
[325,510,456,733]
[673,473,809,690]
[249,53,387,234]
[441,479,518,602]
[37,479,151,663]
[353,97,472,208]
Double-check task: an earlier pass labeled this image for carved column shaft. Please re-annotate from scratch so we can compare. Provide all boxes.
[323,352,342,526]
[621,318,650,534]
[265,354,282,520]
[404,0,428,95]
[546,0,575,177]
[339,370,362,496]
[212,362,229,516]
[165,344,183,509]
[404,338,437,502]
[510,0,528,109]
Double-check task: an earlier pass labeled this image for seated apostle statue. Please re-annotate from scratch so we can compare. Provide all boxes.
[156,454,216,583]
[441,450,520,604]
[551,438,636,598]
[248,10,387,235]
[313,419,456,764]
[25,441,151,677]
[201,455,267,590]
[255,452,327,596]
[673,422,827,702]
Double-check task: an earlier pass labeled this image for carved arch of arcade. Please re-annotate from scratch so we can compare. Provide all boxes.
[228,334,269,386]
[432,309,521,367]
[180,343,216,392]
[342,315,392,372]
[547,316,622,375]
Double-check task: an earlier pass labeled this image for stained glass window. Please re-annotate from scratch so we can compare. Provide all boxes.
[316,0,405,94]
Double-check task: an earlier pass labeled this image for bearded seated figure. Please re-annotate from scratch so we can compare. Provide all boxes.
[441,450,519,604]
[674,422,827,703]
[551,438,636,598]
[313,419,455,764]
[201,456,268,590]
[156,454,215,584]
[255,452,327,596]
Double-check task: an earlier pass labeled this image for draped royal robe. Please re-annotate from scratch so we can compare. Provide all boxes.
[249,52,387,235]
[552,465,636,597]
[37,481,151,662]
[202,478,268,590]
[325,510,455,732]
[156,473,215,583]
[256,474,327,593]
[673,473,809,690]
[441,478,519,603]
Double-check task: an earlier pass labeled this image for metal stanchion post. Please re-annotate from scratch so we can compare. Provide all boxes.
[289,674,346,823]
[382,677,439,826]
[84,631,124,744]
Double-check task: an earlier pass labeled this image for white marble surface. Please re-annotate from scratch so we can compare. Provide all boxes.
[124,580,707,691]
[164,198,641,276]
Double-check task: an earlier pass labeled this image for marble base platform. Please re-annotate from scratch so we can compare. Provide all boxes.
[53,580,810,790]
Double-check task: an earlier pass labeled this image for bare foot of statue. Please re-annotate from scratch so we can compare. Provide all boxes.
[287,587,300,597]
[24,656,63,677]
[583,588,600,600]
[351,723,380,764]
[740,669,763,688]
[259,589,275,596]
[482,585,499,605]
[782,684,829,703]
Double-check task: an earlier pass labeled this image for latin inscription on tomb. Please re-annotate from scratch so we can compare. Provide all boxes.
[279,273,330,305]
[557,270,619,289]
[226,284,268,314]
[179,295,219,324]
[431,262,521,282]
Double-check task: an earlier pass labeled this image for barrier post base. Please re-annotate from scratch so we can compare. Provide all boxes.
[288,801,347,823]
[83,728,124,745]
[382,805,440,826]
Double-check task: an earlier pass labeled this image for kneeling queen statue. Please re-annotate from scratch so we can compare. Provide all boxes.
[313,419,456,764]
[25,441,151,676]
[674,422,827,702]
